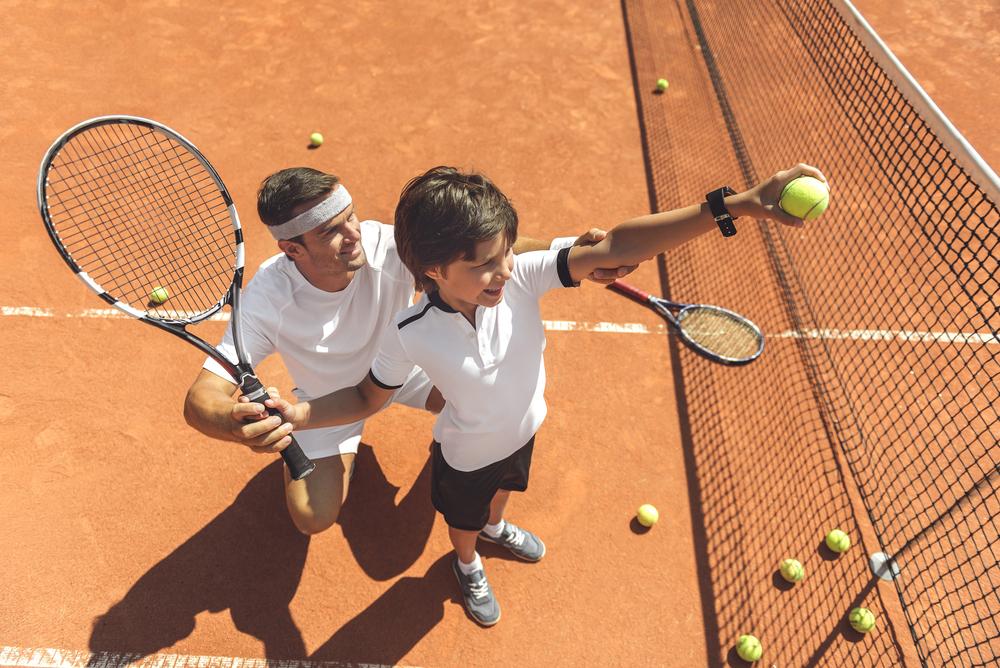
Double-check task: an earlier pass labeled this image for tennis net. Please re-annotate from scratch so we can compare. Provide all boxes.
[621,0,999,665]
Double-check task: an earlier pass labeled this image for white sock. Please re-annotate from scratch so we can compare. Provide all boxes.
[457,552,483,575]
[483,519,505,538]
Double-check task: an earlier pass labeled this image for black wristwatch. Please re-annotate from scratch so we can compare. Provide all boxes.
[706,186,738,237]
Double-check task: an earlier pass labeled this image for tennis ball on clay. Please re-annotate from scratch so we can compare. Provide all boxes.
[656,78,669,92]
[825,528,851,553]
[779,558,804,583]
[149,286,170,305]
[779,175,829,221]
[736,634,763,662]
[636,503,659,527]
[849,607,876,633]
[309,132,324,147]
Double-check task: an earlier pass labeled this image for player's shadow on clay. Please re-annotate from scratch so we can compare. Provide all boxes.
[309,553,462,665]
[87,461,310,661]
[87,446,435,661]
[339,442,436,580]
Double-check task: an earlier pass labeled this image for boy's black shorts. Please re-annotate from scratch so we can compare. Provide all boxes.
[431,436,536,531]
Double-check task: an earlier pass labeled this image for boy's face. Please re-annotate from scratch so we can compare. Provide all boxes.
[431,233,514,312]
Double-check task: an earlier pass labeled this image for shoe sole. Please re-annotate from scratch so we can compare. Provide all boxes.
[451,561,501,627]
[478,532,546,562]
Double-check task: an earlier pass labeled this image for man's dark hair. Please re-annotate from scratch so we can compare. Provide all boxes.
[257,168,340,245]
[394,166,519,292]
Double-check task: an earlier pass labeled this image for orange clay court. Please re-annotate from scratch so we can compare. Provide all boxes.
[1,1,998,667]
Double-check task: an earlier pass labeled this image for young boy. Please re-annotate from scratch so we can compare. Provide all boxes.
[255,163,825,625]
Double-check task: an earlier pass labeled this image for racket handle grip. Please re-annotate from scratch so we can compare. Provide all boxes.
[242,377,316,480]
[607,280,652,303]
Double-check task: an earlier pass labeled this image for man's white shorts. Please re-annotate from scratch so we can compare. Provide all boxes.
[290,368,434,459]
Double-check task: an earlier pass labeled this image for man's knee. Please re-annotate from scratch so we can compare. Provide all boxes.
[283,452,352,535]
[287,501,342,535]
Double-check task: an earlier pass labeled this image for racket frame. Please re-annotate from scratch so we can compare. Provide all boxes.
[607,280,764,365]
[37,115,316,478]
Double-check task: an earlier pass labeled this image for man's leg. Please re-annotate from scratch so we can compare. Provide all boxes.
[283,452,355,535]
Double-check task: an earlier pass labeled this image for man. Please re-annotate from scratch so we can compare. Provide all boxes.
[183,167,633,535]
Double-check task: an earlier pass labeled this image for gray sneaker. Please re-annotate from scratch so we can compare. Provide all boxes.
[452,558,501,627]
[479,521,546,562]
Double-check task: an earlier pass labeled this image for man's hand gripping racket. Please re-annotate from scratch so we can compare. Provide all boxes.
[607,280,764,365]
[37,116,315,479]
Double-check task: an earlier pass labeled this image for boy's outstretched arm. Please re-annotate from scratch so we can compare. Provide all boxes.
[566,164,826,282]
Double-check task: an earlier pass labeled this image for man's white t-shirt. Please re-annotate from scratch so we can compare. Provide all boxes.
[370,248,576,471]
[203,220,420,457]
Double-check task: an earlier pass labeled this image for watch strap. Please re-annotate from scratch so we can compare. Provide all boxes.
[706,186,738,237]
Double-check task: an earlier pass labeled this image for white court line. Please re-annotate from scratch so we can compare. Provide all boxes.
[0,646,415,668]
[774,328,1000,346]
[2,306,997,344]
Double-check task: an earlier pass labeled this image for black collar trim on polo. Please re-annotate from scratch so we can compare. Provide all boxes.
[427,290,459,313]
[398,302,435,329]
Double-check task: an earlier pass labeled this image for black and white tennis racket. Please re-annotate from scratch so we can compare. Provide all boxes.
[37,115,315,480]
[607,280,764,365]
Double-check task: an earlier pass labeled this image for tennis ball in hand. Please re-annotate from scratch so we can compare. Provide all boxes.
[825,528,851,553]
[149,286,170,305]
[779,558,804,583]
[309,132,324,147]
[849,607,876,633]
[736,634,763,662]
[636,503,659,527]
[779,175,829,220]
[656,78,669,92]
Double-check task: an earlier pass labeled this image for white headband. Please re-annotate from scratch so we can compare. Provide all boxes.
[268,186,352,240]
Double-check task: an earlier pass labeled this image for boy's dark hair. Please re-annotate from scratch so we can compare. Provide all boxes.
[257,167,341,245]
[394,166,519,292]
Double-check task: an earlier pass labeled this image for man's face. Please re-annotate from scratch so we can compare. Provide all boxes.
[431,233,514,312]
[283,188,366,275]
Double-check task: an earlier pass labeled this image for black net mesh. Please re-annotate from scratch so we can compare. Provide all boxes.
[621,0,999,665]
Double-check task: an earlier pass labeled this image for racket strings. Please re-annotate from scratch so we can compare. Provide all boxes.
[678,307,763,360]
[44,122,235,319]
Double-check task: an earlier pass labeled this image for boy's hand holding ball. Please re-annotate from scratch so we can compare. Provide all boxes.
[746,163,829,227]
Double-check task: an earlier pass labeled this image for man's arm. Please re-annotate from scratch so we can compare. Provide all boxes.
[511,236,552,253]
[566,164,825,282]
[515,229,637,284]
[183,369,293,453]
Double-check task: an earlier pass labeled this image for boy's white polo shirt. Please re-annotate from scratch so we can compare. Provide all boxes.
[370,248,576,471]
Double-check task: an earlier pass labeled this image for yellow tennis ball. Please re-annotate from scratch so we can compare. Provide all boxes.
[309,132,324,147]
[779,558,804,583]
[736,634,762,662]
[779,175,829,220]
[656,78,669,92]
[636,503,659,527]
[825,529,851,553]
[849,607,876,633]
[150,286,170,305]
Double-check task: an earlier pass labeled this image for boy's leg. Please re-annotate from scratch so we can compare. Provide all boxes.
[431,441,501,626]
[488,489,511,524]
[478,442,546,562]
[449,525,480,564]
[283,452,354,535]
